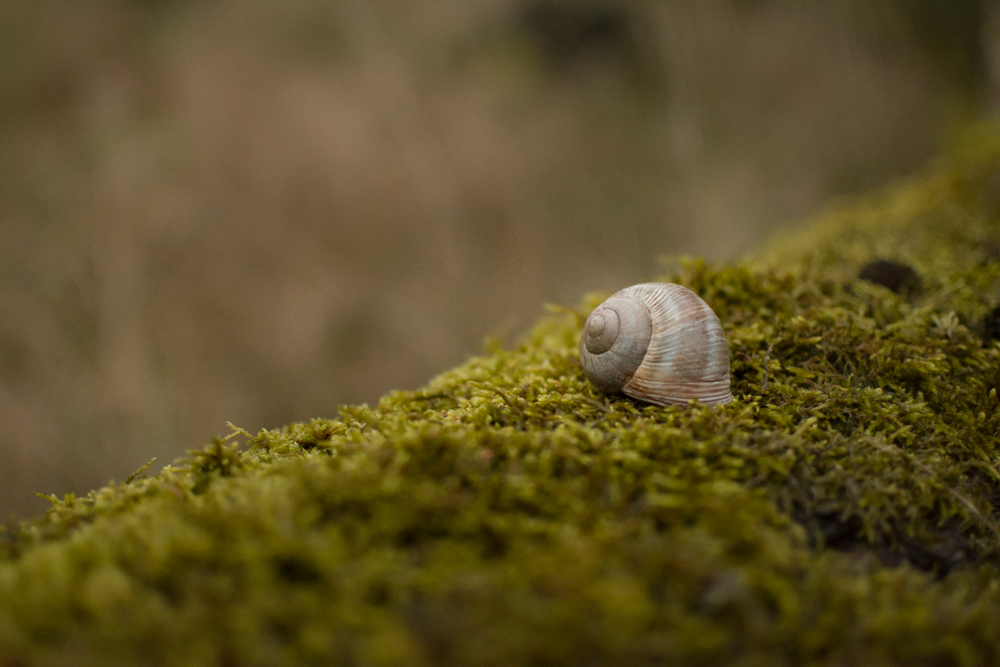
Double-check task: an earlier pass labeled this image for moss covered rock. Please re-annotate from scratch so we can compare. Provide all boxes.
[3,127,1000,666]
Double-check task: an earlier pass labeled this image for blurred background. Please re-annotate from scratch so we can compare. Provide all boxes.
[0,0,996,519]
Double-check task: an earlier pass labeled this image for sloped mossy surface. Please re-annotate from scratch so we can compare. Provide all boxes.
[3,130,1000,666]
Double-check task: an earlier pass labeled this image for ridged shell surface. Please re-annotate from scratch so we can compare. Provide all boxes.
[579,283,732,406]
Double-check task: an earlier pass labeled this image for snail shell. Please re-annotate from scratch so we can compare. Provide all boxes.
[579,283,732,406]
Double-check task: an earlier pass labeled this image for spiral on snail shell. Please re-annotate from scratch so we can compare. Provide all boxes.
[579,283,732,406]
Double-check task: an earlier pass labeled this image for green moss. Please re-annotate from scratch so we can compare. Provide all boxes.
[2,125,1000,665]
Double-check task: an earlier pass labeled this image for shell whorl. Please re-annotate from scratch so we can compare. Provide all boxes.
[579,283,733,406]
[579,294,651,394]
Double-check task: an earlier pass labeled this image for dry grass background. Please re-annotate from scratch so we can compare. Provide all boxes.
[0,0,991,518]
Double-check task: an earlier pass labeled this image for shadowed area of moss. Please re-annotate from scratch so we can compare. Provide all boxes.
[2,128,1000,666]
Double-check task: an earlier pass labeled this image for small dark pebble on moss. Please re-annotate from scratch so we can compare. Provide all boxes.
[859,260,921,295]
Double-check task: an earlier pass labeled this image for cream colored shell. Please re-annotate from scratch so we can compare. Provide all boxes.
[579,283,732,406]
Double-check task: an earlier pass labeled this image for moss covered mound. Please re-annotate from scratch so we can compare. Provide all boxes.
[3,130,1000,666]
